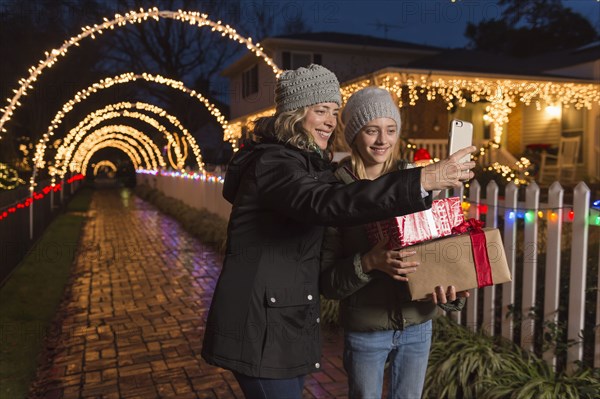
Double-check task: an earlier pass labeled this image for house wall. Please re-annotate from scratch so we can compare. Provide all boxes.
[506,105,523,155]
[401,96,449,140]
[586,102,600,181]
[228,62,277,120]
[227,45,433,119]
[521,104,562,148]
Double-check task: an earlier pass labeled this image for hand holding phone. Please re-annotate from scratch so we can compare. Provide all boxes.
[448,119,473,164]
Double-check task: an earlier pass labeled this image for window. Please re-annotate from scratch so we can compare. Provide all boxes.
[242,65,258,98]
[282,52,323,70]
[561,107,585,163]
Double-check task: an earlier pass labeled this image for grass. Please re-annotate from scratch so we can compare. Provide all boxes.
[0,187,92,399]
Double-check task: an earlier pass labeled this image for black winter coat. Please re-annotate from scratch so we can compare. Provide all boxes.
[201,140,432,379]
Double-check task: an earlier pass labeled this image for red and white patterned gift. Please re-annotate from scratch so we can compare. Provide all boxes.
[366,197,464,249]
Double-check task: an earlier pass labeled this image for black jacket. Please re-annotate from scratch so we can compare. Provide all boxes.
[201,140,432,379]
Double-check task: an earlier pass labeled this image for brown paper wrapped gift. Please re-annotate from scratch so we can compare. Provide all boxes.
[405,227,511,300]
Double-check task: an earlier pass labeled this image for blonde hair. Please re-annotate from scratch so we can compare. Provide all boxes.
[252,106,335,155]
[349,131,401,180]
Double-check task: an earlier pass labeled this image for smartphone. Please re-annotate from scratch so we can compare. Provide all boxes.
[448,119,473,164]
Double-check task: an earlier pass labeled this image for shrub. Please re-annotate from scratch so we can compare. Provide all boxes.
[425,317,600,399]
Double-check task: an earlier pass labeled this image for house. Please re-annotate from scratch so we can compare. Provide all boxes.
[221,33,600,184]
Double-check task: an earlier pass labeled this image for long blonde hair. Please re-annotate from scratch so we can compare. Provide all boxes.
[348,132,401,180]
[252,107,335,155]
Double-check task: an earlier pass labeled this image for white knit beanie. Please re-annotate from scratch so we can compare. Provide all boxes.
[275,64,341,113]
[342,87,401,145]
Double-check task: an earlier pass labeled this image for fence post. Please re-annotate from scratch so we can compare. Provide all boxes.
[543,182,564,367]
[502,182,518,340]
[567,182,590,372]
[483,180,499,335]
[465,180,481,331]
[521,182,540,352]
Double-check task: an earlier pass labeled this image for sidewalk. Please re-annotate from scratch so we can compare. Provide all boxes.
[28,189,349,399]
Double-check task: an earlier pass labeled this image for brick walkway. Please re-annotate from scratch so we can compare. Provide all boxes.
[28,188,349,399]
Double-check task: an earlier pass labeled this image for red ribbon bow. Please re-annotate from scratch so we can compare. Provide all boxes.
[452,218,493,288]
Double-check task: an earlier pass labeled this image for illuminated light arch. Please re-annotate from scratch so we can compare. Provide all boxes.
[54,102,195,176]
[75,135,151,173]
[93,160,117,176]
[81,140,146,176]
[0,7,282,139]
[80,140,142,173]
[35,73,224,171]
[70,125,166,173]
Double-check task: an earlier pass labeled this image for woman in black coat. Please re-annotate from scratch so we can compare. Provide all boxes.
[201,64,475,399]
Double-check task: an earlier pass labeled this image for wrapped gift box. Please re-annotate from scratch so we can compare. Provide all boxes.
[366,197,464,249]
[405,227,512,300]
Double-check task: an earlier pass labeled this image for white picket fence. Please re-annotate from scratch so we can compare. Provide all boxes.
[450,180,598,372]
[138,171,599,371]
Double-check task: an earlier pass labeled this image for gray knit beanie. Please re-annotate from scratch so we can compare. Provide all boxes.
[342,87,401,145]
[275,64,341,113]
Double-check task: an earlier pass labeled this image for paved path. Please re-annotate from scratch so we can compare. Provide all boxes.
[28,188,349,399]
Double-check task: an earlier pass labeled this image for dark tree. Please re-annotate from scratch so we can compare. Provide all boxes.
[465,0,598,56]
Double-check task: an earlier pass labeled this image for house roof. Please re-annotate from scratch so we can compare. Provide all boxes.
[270,32,442,52]
[405,45,599,80]
[221,31,441,76]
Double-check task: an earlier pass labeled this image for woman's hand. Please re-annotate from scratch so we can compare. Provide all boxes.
[420,146,477,191]
[432,285,470,304]
[360,239,419,282]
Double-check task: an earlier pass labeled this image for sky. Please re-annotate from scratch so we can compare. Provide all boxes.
[262,0,600,48]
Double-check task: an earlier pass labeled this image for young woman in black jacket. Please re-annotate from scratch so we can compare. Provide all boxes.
[201,64,476,399]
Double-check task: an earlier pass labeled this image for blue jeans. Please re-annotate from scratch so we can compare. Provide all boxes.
[344,320,432,399]
[233,372,305,399]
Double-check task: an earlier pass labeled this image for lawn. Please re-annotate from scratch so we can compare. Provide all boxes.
[0,187,92,399]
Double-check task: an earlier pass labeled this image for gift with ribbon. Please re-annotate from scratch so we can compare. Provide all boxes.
[365,197,464,249]
[404,224,512,301]
[451,218,493,288]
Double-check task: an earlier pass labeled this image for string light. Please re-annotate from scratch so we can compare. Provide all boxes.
[34,73,221,171]
[0,177,82,222]
[53,102,202,175]
[0,163,25,190]
[137,168,225,184]
[228,70,598,176]
[79,140,142,173]
[0,7,282,140]
[70,125,166,174]
[462,199,600,225]
[374,72,598,145]
[93,160,117,176]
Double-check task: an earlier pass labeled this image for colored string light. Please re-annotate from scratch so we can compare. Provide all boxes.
[0,176,83,222]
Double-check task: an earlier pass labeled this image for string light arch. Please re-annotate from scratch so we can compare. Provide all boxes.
[76,136,150,173]
[93,160,118,177]
[80,140,142,173]
[69,125,166,174]
[34,72,225,173]
[0,7,282,140]
[81,141,143,176]
[53,101,196,178]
